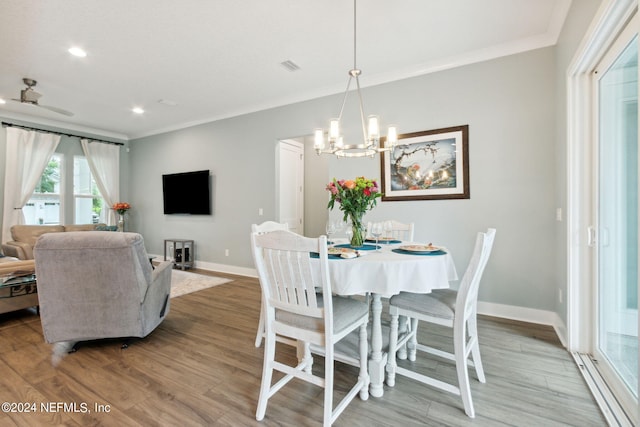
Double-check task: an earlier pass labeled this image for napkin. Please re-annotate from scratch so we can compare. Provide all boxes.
[340,252,357,259]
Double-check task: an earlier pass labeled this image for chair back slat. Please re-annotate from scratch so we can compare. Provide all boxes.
[252,221,290,302]
[265,248,319,313]
[250,221,307,349]
[252,221,289,233]
[252,230,326,319]
[456,228,496,320]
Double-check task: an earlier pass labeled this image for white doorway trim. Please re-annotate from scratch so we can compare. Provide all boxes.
[276,139,304,234]
[567,1,638,424]
[567,0,636,353]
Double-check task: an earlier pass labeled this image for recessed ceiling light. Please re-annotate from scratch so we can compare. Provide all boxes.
[132,107,145,114]
[68,47,87,57]
[0,98,6,104]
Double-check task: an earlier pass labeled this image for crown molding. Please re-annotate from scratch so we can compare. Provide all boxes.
[0,111,129,142]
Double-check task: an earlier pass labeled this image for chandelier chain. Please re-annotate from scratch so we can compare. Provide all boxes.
[353,0,357,70]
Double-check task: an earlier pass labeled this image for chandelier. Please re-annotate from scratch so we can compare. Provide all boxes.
[314,0,397,158]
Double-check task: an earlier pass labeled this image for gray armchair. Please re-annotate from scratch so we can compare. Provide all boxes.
[34,231,172,348]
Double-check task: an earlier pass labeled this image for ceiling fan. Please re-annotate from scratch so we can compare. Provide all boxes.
[12,78,74,117]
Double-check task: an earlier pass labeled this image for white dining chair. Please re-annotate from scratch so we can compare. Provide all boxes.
[251,221,289,348]
[252,229,370,426]
[386,228,496,418]
[367,220,414,241]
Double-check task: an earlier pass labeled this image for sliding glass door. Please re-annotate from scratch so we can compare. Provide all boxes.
[594,14,638,417]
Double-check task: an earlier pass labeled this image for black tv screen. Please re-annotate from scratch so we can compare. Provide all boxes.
[162,170,211,215]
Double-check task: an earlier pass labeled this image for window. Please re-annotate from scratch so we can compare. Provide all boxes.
[74,156,106,224]
[24,154,62,225]
[25,155,107,225]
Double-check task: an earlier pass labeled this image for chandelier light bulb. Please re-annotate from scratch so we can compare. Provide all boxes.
[386,126,398,148]
[329,119,340,141]
[368,115,379,140]
[314,129,325,150]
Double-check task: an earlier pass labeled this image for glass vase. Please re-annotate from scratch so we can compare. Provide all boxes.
[349,212,365,248]
[117,213,125,232]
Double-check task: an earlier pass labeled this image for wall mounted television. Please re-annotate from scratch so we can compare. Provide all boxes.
[162,170,211,215]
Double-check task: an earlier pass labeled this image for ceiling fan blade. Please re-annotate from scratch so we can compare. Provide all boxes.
[37,104,74,117]
[12,79,74,116]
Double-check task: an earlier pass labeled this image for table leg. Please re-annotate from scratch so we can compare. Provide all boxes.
[368,293,386,397]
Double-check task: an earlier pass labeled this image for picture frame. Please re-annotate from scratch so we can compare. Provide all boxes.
[380,125,469,201]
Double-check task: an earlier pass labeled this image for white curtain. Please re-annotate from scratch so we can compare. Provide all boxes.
[81,139,120,226]
[2,128,61,243]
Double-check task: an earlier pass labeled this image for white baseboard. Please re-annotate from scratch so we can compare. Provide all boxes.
[477,301,568,347]
[192,260,257,277]
[148,254,258,278]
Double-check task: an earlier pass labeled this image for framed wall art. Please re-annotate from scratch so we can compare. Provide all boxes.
[380,125,469,201]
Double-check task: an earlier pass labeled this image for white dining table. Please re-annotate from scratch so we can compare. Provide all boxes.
[311,239,458,398]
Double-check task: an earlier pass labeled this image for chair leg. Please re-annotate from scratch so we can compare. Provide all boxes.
[323,346,334,427]
[300,341,313,374]
[386,313,399,387]
[397,315,408,360]
[468,316,486,383]
[407,318,418,361]
[358,321,370,400]
[454,323,475,418]
[256,332,276,421]
[254,298,265,347]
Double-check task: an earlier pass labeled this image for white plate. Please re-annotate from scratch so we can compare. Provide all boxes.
[399,244,442,253]
[328,247,355,255]
[340,252,357,259]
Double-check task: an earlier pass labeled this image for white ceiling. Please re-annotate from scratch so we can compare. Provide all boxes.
[0,0,571,140]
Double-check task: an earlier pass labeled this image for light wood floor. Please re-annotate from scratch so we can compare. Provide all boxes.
[0,270,606,426]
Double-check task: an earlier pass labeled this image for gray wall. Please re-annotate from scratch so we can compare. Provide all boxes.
[131,46,558,311]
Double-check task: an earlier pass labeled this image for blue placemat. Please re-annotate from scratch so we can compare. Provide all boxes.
[310,252,344,259]
[392,248,447,256]
[365,238,402,244]
[334,243,379,251]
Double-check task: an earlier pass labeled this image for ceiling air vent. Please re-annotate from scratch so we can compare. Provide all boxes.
[280,60,300,72]
[158,99,177,106]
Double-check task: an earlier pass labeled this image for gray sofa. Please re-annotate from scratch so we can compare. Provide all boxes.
[34,231,172,347]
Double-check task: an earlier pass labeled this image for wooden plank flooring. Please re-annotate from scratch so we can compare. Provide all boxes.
[0,271,606,426]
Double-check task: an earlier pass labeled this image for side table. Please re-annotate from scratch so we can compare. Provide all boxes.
[0,274,38,314]
[164,239,194,270]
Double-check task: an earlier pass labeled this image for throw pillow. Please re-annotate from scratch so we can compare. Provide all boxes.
[96,225,118,232]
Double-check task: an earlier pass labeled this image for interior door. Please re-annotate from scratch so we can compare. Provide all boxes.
[593,12,639,418]
[276,139,304,234]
